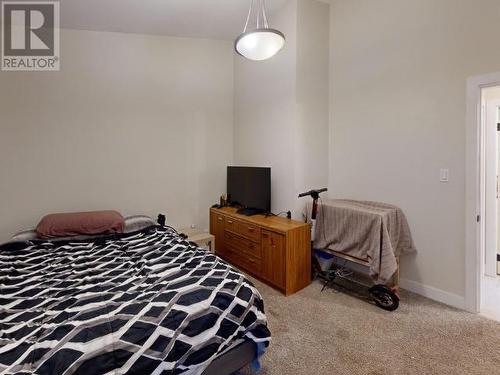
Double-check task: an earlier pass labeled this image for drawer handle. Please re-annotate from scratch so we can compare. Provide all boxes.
[227,220,233,224]
[247,227,255,232]
[218,217,223,221]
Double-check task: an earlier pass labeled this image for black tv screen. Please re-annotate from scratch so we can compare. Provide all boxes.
[227,166,271,214]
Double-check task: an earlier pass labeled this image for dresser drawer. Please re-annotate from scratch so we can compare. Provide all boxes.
[224,217,238,232]
[226,245,262,275]
[236,222,261,243]
[225,230,262,259]
[224,217,261,243]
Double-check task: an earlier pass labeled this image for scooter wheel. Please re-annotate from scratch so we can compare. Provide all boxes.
[369,285,400,311]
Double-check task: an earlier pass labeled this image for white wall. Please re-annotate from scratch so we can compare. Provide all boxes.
[234,0,330,217]
[329,0,500,302]
[295,0,330,212]
[0,29,234,242]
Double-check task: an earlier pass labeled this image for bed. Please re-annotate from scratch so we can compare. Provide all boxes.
[305,199,416,285]
[0,225,270,374]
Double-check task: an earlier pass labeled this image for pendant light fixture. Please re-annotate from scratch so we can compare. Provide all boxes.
[235,0,285,61]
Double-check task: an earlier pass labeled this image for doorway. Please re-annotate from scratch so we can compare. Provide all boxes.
[481,87,500,320]
[465,72,500,321]
[465,72,500,318]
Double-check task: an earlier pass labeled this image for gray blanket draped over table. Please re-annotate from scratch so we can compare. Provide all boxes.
[305,199,416,284]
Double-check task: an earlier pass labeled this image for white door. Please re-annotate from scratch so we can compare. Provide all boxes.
[485,99,500,277]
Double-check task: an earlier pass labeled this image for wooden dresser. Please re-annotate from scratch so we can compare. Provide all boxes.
[209,207,311,295]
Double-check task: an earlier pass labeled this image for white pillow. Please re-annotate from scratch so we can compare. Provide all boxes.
[12,229,38,241]
[123,215,156,233]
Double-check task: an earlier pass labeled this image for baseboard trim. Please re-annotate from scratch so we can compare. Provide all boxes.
[400,278,465,310]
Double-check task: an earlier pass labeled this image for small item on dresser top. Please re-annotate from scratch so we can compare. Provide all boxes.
[265,210,292,219]
[220,193,228,207]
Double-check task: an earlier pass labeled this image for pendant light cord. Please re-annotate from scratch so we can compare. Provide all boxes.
[243,0,254,33]
[261,0,269,29]
[243,0,269,32]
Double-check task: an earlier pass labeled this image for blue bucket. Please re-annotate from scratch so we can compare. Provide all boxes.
[314,250,334,272]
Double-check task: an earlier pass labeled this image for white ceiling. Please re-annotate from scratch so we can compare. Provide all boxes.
[60,0,290,40]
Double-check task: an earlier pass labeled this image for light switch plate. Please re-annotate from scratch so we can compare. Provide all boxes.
[440,169,449,183]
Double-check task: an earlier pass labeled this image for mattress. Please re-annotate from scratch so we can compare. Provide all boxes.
[0,226,270,374]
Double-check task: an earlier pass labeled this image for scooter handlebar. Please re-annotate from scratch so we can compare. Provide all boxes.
[298,188,328,198]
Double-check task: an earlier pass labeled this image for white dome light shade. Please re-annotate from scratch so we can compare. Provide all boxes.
[235,28,285,61]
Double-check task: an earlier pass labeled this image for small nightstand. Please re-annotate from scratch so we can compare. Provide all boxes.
[178,228,215,251]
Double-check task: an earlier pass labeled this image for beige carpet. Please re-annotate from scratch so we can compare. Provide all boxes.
[240,278,500,375]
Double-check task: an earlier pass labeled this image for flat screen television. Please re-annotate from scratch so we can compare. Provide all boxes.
[227,166,271,216]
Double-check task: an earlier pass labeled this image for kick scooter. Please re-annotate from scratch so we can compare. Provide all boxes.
[299,188,400,311]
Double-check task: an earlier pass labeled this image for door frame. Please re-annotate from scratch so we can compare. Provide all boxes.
[465,72,500,313]
[484,98,500,278]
